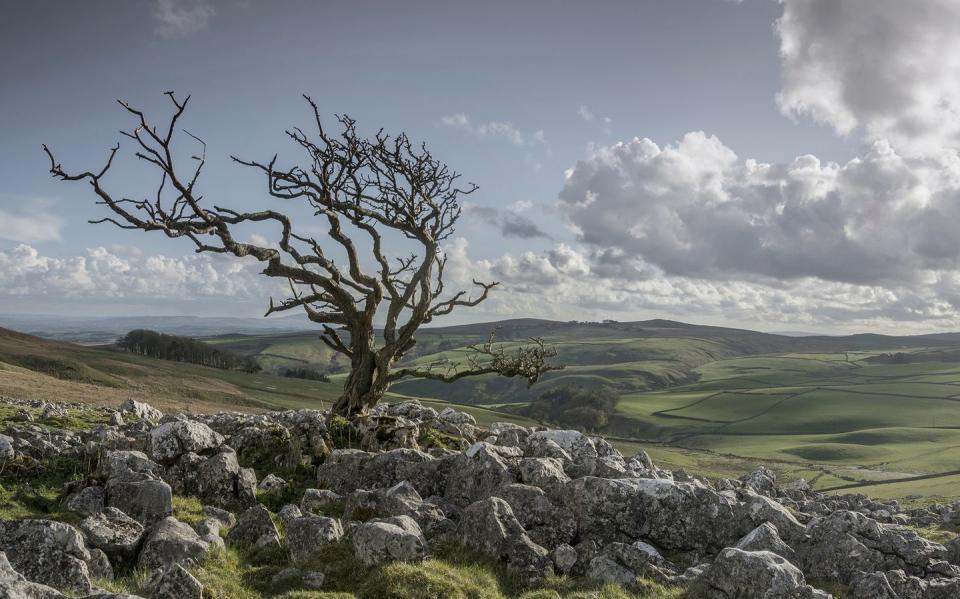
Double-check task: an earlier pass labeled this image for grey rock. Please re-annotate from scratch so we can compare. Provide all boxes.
[698,548,832,598]
[80,507,145,563]
[258,473,288,494]
[551,543,578,574]
[67,486,105,517]
[736,522,796,559]
[0,434,14,461]
[352,515,428,567]
[796,510,947,582]
[195,450,257,511]
[106,478,172,526]
[226,505,281,552]
[0,551,66,599]
[741,466,778,498]
[119,400,163,424]
[152,564,202,599]
[137,517,209,570]
[150,420,224,464]
[456,497,553,585]
[301,488,342,515]
[201,505,235,529]
[278,504,303,528]
[302,570,326,590]
[86,548,114,582]
[285,515,343,566]
[0,519,93,594]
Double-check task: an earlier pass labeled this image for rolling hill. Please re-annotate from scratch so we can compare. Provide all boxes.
[7,317,960,501]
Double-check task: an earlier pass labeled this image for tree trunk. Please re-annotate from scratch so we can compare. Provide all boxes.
[331,349,387,418]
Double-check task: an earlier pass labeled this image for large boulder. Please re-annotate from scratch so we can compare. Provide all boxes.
[151,564,203,599]
[796,510,949,582]
[456,497,553,585]
[0,551,65,599]
[698,548,831,598]
[0,519,93,594]
[67,486,106,517]
[226,505,281,553]
[150,420,224,464]
[341,481,446,534]
[195,450,258,511]
[106,478,172,526]
[285,515,343,566]
[137,517,210,570]
[495,483,576,549]
[445,443,522,506]
[80,507,145,563]
[740,466,778,498]
[849,569,960,599]
[120,399,164,424]
[585,542,678,588]
[351,516,429,567]
[316,448,447,497]
[735,522,796,560]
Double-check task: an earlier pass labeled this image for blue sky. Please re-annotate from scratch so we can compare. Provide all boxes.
[2,0,960,333]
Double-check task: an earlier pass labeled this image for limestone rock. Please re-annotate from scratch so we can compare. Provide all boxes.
[456,497,553,585]
[152,564,203,599]
[0,519,93,594]
[698,548,831,598]
[226,505,281,553]
[137,517,209,570]
[150,420,224,464]
[285,515,343,565]
[80,507,145,563]
[352,515,428,567]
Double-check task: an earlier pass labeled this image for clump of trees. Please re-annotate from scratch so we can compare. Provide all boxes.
[278,366,331,382]
[118,329,260,372]
[525,384,619,430]
[46,92,560,417]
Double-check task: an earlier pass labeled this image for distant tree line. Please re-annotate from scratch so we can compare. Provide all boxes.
[117,329,261,372]
[524,384,619,430]
[278,366,331,382]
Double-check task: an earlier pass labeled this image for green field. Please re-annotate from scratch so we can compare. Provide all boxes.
[7,318,960,502]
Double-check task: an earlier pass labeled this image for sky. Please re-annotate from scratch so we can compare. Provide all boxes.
[2,0,960,334]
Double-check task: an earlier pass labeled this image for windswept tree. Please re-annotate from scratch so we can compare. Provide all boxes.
[44,92,561,417]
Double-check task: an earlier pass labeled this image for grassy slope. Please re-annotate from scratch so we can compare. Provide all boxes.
[9,321,960,501]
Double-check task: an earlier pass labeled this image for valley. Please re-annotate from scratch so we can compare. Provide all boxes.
[4,318,960,502]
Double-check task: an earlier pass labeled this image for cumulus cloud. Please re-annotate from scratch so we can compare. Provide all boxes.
[0,208,63,243]
[441,112,544,146]
[0,244,279,302]
[558,132,960,287]
[443,238,960,332]
[153,0,215,37]
[777,0,960,154]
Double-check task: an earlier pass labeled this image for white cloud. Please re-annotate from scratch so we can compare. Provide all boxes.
[443,238,960,333]
[153,0,215,37]
[0,245,279,302]
[0,209,63,244]
[558,132,960,287]
[441,112,544,146]
[777,0,960,155]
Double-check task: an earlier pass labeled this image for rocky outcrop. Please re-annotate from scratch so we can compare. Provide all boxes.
[698,548,831,598]
[8,397,960,598]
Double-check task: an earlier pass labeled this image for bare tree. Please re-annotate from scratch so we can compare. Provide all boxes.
[44,93,561,417]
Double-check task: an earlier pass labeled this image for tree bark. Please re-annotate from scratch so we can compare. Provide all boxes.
[332,347,387,418]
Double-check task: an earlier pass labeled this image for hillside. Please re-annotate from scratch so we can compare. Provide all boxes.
[8,320,960,501]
